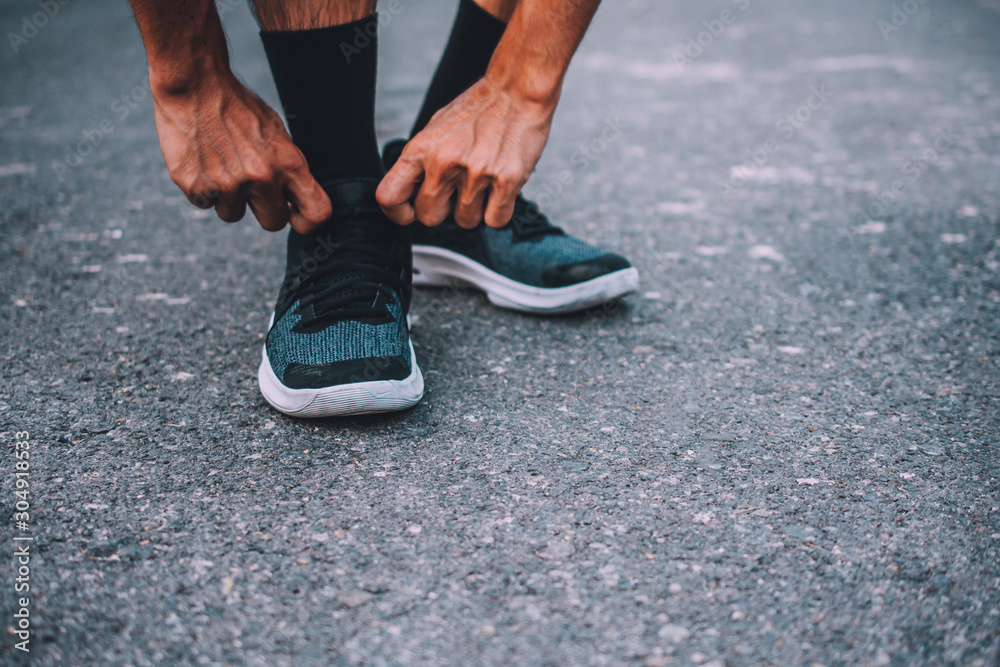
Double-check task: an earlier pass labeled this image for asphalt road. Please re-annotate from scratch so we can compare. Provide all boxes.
[2,0,999,664]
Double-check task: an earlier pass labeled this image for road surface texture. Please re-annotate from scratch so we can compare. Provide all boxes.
[2,0,999,665]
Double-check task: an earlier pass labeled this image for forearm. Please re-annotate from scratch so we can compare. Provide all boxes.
[485,0,602,107]
[127,0,232,95]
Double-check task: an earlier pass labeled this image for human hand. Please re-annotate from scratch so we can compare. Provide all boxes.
[151,71,332,233]
[377,78,555,230]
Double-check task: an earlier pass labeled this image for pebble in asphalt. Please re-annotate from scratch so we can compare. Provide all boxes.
[1,0,998,664]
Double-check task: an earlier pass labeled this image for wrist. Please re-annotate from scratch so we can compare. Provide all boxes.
[138,2,233,98]
[482,9,567,108]
[149,50,233,98]
[484,57,563,110]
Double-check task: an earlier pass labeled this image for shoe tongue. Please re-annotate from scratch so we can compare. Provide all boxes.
[286,178,403,323]
[511,196,563,241]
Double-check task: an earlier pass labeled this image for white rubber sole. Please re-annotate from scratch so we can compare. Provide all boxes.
[258,334,424,419]
[412,245,640,315]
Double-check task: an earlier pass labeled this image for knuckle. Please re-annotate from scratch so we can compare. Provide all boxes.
[432,145,462,169]
[244,160,275,184]
[495,167,522,191]
[171,173,193,192]
[245,170,272,186]
[457,186,480,208]
[215,177,238,194]
[401,138,428,160]
[464,167,487,186]
[277,145,308,172]
[173,173,202,198]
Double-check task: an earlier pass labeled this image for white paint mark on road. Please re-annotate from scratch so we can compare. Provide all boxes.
[659,624,691,643]
[656,201,705,216]
[732,166,816,185]
[136,293,191,305]
[795,55,923,74]
[0,106,31,127]
[581,52,741,81]
[855,221,887,234]
[0,162,35,177]
[749,245,787,262]
[695,246,729,256]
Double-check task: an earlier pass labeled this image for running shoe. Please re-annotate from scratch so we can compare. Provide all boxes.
[383,139,639,314]
[258,178,423,417]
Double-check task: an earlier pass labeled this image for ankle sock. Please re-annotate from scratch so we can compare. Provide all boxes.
[260,16,384,182]
[410,0,507,137]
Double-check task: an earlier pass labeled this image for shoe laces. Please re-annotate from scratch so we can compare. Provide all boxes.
[292,209,407,328]
[509,195,566,242]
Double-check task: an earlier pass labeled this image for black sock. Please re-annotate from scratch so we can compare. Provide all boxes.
[410,0,507,137]
[260,16,383,183]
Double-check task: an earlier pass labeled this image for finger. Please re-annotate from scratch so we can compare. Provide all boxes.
[453,178,489,229]
[377,158,425,226]
[284,169,332,234]
[483,179,519,229]
[413,168,457,227]
[246,182,291,232]
[214,186,247,223]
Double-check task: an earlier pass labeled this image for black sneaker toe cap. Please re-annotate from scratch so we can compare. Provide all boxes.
[282,354,410,390]
[541,253,632,288]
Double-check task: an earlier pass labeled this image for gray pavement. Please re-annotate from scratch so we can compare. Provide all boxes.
[2,0,999,664]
